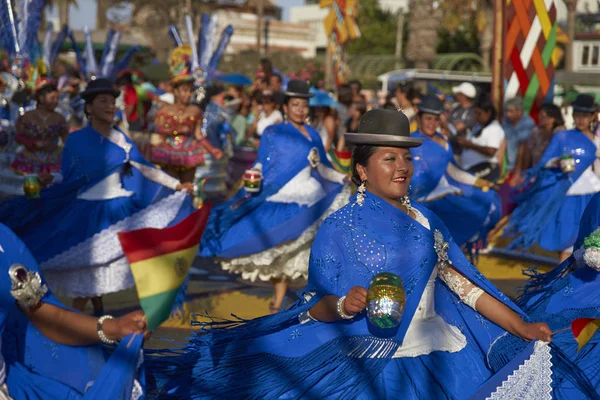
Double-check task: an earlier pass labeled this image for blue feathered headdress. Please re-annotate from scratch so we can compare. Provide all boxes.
[73,26,140,80]
[168,13,234,87]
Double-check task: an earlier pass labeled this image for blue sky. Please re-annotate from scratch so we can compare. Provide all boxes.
[47,0,306,30]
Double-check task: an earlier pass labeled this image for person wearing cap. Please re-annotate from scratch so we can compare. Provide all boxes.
[0,77,196,315]
[148,109,594,400]
[198,79,350,314]
[410,95,501,247]
[445,82,477,154]
[150,48,223,185]
[10,78,68,184]
[502,96,535,185]
[506,94,600,262]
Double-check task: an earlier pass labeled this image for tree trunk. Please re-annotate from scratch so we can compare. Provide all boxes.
[256,0,264,54]
[565,0,578,72]
[96,0,107,29]
[58,0,70,28]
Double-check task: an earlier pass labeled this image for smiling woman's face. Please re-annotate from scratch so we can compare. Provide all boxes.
[356,146,413,203]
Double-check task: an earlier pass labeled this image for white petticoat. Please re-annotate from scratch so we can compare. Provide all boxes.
[220,186,351,282]
[42,191,188,297]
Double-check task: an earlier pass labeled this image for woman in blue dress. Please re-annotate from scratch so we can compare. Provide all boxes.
[145,109,599,400]
[200,79,349,313]
[0,222,147,399]
[506,94,599,262]
[0,78,195,314]
[518,191,600,393]
[410,96,501,247]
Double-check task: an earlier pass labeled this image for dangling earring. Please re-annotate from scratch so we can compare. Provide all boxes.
[400,188,412,214]
[356,180,367,207]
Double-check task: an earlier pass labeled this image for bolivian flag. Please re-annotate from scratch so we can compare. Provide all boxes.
[117,205,211,330]
[327,149,352,175]
[571,318,600,351]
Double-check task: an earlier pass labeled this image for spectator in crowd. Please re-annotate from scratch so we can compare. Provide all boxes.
[336,83,353,137]
[228,92,251,146]
[269,73,285,108]
[311,106,338,150]
[393,82,419,132]
[345,102,366,135]
[256,58,274,82]
[457,94,505,181]
[503,96,535,184]
[116,72,141,131]
[445,82,478,154]
[254,91,283,137]
[348,79,363,103]
[521,103,566,170]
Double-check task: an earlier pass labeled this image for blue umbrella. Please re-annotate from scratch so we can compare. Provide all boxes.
[214,73,253,86]
[309,88,338,108]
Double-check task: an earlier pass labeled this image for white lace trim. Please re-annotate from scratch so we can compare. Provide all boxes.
[486,341,553,400]
[221,185,351,281]
[43,254,134,297]
[41,191,188,271]
[266,166,327,207]
[0,383,11,400]
[567,167,600,196]
[131,379,143,400]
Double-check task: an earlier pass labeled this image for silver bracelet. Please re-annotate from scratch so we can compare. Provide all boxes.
[337,296,354,320]
[97,315,118,345]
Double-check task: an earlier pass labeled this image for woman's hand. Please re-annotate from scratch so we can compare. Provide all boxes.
[343,286,368,316]
[456,135,471,148]
[212,148,224,160]
[176,182,195,194]
[102,310,150,341]
[38,172,54,187]
[516,321,552,342]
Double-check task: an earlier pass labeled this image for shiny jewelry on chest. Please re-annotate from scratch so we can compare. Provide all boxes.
[307,147,320,168]
[433,230,449,265]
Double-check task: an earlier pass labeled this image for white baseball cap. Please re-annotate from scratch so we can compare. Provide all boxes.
[452,82,477,99]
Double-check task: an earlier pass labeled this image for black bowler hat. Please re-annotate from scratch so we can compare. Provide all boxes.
[284,79,314,98]
[80,78,120,101]
[345,109,424,148]
[205,83,225,99]
[572,94,598,113]
[417,95,444,115]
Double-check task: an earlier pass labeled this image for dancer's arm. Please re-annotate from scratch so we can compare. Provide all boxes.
[438,265,552,342]
[21,303,148,346]
[308,287,367,322]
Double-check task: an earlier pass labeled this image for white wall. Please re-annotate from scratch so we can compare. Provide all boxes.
[555,0,599,21]
[289,4,328,50]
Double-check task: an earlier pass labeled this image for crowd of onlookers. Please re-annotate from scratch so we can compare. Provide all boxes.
[73,56,597,187]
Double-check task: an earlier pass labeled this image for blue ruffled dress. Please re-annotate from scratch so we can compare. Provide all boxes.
[0,223,144,399]
[410,131,501,246]
[147,192,595,399]
[506,129,600,252]
[0,125,195,297]
[519,192,600,395]
[200,121,349,282]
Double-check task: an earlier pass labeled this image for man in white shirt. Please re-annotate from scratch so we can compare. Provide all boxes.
[457,96,505,181]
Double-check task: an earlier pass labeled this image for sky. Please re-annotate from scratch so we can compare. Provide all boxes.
[46,0,306,30]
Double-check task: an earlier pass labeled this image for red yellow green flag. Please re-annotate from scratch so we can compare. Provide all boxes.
[571,318,600,351]
[117,205,211,330]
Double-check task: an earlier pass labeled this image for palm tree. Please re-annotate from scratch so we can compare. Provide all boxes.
[406,0,443,69]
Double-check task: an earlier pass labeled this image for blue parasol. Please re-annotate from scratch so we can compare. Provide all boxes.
[214,72,253,86]
[309,88,338,108]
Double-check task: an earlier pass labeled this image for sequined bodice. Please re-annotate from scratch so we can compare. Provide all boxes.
[17,110,66,140]
[155,107,200,136]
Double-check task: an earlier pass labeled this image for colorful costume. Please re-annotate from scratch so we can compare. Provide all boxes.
[0,124,195,298]
[506,129,600,252]
[0,223,144,399]
[10,102,68,174]
[410,130,501,246]
[200,121,349,282]
[149,44,209,170]
[148,192,593,399]
[518,191,600,395]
